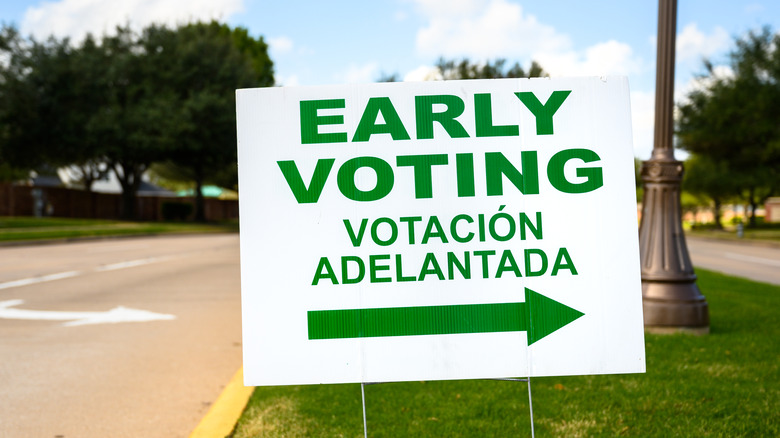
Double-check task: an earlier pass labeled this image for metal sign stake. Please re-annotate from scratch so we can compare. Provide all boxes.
[527,377,535,438]
[361,382,368,438]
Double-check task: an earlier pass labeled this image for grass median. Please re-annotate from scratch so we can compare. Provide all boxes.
[685,221,780,244]
[230,268,779,437]
[0,216,238,243]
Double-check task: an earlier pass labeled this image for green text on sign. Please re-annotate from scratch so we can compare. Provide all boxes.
[307,288,584,345]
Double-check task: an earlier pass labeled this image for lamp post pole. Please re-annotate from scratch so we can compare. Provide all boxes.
[639,0,709,333]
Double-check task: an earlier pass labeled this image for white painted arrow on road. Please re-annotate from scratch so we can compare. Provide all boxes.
[0,299,176,326]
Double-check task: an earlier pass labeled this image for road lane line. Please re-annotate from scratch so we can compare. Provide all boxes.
[724,252,780,268]
[95,257,170,272]
[0,271,81,290]
[0,256,174,291]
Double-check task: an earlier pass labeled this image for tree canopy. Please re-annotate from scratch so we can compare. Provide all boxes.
[681,154,739,228]
[435,57,547,80]
[379,58,547,82]
[0,21,273,220]
[677,27,780,227]
[139,22,265,221]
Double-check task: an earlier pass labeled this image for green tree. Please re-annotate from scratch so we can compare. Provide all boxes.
[435,57,547,79]
[65,34,113,190]
[379,58,547,83]
[0,27,70,171]
[0,27,109,187]
[0,26,26,181]
[0,22,274,220]
[226,25,274,87]
[142,21,271,221]
[678,27,780,227]
[83,26,178,219]
[634,158,644,203]
[682,154,739,229]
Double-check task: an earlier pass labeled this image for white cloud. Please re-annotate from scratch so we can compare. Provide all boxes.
[394,10,409,21]
[412,0,488,19]
[275,74,300,87]
[630,90,693,161]
[268,36,294,54]
[744,3,765,15]
[635,61,734,160]
[676,23,730,63]
[629,91,655,159]
[536,40,642,77]
[413,0,568,59]
[675,64,734,103]
[338,62,380,84]
[21,0,244,41]
[403,65,442,81]
[410,0,642,78]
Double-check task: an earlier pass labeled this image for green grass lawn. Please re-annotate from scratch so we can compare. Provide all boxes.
[0,216,238,242]
[231,269,779,437]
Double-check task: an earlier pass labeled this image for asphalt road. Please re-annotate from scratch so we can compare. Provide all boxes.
[0,234,242,438]
[686,236,780,286]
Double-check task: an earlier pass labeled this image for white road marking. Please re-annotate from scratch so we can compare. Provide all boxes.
[95,257,169,272]
[0,271,81,290]
[0,299,175,326]
[724,252,780,268]
[0,255,180,325]
[0,256,173,291]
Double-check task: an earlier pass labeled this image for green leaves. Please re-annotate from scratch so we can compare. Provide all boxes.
[434,58,548,80]
[0,21,274,218]
[677,27,780,226]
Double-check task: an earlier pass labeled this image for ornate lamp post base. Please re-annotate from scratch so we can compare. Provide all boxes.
[639,155,709,333]
[642,283,710,334]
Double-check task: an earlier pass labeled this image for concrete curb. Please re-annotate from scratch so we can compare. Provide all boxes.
[190,367,254,438]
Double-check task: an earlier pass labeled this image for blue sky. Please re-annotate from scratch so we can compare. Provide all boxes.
[2,0,779,158]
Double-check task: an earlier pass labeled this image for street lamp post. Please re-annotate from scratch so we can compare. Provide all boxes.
[639,0,709,333]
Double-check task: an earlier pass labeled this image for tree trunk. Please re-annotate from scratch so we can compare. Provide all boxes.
[80,164,95,193]
[747,187,758,228]
[113,163,144,221]
[749,201,758,228]
[194,165,206,222]
[80,161,108,193]
[713,198,723,229]
[194,179,206,222]
[120,189,136,220]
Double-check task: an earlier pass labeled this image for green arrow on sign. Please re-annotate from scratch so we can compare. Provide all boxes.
[308,288,584,345]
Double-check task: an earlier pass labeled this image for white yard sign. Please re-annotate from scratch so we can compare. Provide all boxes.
[237,77,645,386]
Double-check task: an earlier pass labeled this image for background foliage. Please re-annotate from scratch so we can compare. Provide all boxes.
[0,22,273,219]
